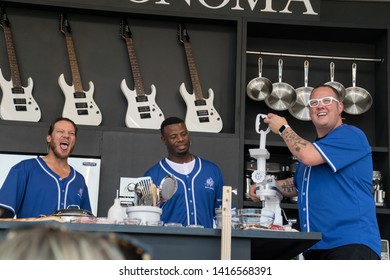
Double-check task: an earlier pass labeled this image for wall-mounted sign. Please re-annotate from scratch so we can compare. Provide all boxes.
[5,0,320,21]
[126,0,320,20]
[123,0,320,19]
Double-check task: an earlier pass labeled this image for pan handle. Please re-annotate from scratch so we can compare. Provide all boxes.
[258,57,264,78]
[304,60,310,87]
[351,63,357,87]
[330,62,335,82]
[278,58,283,83]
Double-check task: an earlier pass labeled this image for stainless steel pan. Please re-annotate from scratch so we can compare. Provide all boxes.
[246,57,272,101]
[52,208,94,222]
[288,60,313,121]
[324,62,346,101]
[265,58,296,111]
[343,63,372,115]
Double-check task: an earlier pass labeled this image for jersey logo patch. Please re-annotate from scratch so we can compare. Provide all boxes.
[204,177,215,191]
[77,188,83,199]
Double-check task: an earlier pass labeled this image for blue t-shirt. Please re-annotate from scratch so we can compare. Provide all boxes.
[0,157,92,218]
[294,124,381,257]
[144,156,224,228]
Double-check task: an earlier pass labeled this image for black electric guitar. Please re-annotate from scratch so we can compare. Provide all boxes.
[178,23,223,133]
[119,18,164,129]
[58,13,102,126]
[0,7,41,122]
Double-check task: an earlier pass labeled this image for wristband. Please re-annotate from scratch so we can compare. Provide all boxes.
[278,124,290,136]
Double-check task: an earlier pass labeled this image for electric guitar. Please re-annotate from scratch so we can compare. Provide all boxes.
[58,13,102,126]
[178,23,223,133]
[0,7,41,122]
[119,18,164,129]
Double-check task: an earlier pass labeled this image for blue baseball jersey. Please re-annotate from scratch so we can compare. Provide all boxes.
[0,157,92,218]
[144,156,224,228]
[294,124,381,257]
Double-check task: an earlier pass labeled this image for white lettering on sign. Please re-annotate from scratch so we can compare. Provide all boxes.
[231,0,277,12]
[280,0,318,15]
[128,0,319,16]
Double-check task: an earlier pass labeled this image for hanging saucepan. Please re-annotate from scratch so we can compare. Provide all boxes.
[246,57,273,101]
[324,62,346,101]
[343,63,372,115]
[265,58,296,111]
[288,60,313,121]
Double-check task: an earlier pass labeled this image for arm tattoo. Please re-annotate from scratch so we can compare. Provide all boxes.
[283,129,310,153]
[279,179,295,193]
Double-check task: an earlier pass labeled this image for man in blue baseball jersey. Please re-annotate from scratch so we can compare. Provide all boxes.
[144,117,225,228]
[250,85,380,260]
[0,117,92,218]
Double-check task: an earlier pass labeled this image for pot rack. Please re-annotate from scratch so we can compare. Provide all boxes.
[246,50,384,63]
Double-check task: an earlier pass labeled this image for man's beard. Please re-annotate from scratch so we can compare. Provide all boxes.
[49,142,73,159]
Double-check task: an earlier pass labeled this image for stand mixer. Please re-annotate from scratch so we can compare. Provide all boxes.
[249,114,284,226]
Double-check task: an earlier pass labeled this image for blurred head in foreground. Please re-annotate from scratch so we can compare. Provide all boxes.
[0,225,151,260]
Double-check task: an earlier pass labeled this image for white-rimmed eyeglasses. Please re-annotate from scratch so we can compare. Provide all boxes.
[308,96,340,107]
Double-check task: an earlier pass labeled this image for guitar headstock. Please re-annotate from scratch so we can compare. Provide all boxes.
[178,23,190,44]
[59,13,71,35]
[0,6,10,29]
[119,18,132,39]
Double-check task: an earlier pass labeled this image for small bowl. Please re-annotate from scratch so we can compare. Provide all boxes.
[214,211,239,229]
[145,220,164,227]
[238,208,275,228]
[186,224,204,228]
[164,222,183,228]
[95,217,114,224]
[123,218,141,225]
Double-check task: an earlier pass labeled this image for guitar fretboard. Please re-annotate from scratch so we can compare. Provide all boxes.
[125,37,146,97]
[183,41,204,101]
[3,26,22,89]
[64,33,83,93]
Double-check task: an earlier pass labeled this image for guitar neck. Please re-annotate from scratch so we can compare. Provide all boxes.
[3,25,22,88]
[183,41,204,100]
[125,37,146,96]
[64,33,84,92]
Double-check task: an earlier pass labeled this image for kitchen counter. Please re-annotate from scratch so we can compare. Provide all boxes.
[0,221,321,260]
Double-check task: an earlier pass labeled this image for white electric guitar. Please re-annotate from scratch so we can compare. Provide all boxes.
[178,23,223,133]
[0,7,41,122]
[58,13,102,126]
[119,18,164,129]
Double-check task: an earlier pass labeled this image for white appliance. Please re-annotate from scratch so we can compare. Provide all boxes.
[0,153,101,216]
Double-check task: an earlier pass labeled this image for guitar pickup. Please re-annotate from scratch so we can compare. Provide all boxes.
[13,98,27,104]
[12,87,25,94]
[138,106,151,113]
[75,102,88,109]
[74,92,86,99]
[15,106,27,111]
[194,99,207,106]
[140,113,151,119]
[136,96,148,102]
[77,110,89,115]
[197,110,209,116]
[199,117,210,123]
